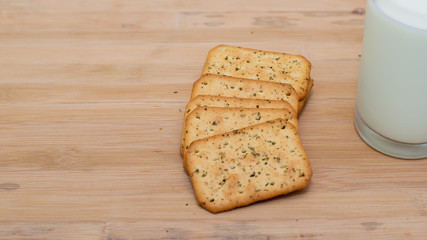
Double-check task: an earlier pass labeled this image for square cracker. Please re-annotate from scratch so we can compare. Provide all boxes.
[186,118,312,213]
[202,45,312,100]
[191,74,299,113]
[184,95,294,120]
[180,95,295,156]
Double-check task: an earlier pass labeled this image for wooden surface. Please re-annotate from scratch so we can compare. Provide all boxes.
[1,0,426,239]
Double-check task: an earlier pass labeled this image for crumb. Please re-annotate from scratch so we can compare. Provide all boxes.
[179,109,182,112]
[352,8,365,15]
[186,203,188,206]
[159,128,163,130]
[173,91,178,93]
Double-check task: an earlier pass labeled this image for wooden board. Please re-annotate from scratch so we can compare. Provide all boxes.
[1,0,426,239]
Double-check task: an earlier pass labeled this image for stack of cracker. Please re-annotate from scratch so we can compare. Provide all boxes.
[180,45,313,213]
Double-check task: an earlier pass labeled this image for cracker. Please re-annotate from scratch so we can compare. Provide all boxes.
[184,95,295,120]
[182,106,298,170]
[190,74,299,112]
[202,45,312,100]
[186,118,312,213]
[180,95,295,156]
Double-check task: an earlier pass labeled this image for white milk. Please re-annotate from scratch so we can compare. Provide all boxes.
[356,0,427,144]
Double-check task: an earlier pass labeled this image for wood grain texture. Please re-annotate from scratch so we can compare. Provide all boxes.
[1,0,426,239]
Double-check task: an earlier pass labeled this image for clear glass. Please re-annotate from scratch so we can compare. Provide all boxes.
[354,0,427,159]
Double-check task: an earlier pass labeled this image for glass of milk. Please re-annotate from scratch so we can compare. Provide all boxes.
[354,0,427,159]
